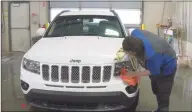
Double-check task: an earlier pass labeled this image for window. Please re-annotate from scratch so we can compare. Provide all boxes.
[50,8,79,21]
[50,8,142,25]
[45,15,124,38]
[81,8,109,12]
[114,9,141,24]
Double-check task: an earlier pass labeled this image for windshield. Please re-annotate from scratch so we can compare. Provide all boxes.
[44,15,124,38]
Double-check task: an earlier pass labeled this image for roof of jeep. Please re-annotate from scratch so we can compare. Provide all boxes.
[60,11,115,16]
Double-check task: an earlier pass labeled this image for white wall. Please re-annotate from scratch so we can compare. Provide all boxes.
[174,2,192,67]
[1,1,171,53]
[1,1,48,53]
[3,1,191,61]
[30,2,48,37]
[173,2,192,58]
[2,2,10,53]
[143,1,192,67]
[143,2,171,34]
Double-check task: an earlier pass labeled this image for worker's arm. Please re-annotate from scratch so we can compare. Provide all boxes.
[124,70,150,77]
[125,54,163,77]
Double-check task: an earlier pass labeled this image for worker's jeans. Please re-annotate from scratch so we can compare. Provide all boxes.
[149,69,176,112]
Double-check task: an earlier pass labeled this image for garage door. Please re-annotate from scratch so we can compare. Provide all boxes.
[49,1,143,28]
[10,2,31,52]
[50,1,142,9]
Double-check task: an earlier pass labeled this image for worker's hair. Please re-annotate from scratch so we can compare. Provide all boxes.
[122,36,144,58]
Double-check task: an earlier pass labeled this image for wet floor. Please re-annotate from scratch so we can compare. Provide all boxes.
[2,52,192,111]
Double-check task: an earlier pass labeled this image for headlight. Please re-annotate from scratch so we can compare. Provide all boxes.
[22,58,40,74]
[114,61,134,76]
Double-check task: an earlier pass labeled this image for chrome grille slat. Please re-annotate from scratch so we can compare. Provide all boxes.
[42,65,112,83]
[49,65,51,81]
[69,66,71,83]
[79,66,82,83]
[58,66,61,82]
[100,66,104,83]
[90,66,93,83]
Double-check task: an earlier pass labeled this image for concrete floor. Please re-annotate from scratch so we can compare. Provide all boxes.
[2,52,192,111]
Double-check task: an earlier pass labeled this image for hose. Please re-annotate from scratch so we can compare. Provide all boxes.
[129,55,138,71]
[115,48,141,86]
[129,55,141,86]
[114,48,139,71]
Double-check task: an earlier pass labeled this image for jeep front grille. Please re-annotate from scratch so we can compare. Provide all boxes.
[42,65,49,81]
[61,66,69,83]
[51,66,59,82]
[103,66,112,82]
[41,65,112,83]
[82,66,90,83]
[92,66,101,83]
[71,66,80,83]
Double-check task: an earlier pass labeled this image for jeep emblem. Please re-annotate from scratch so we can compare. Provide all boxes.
[70,59,81,63]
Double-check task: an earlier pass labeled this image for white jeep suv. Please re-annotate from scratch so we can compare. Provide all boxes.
[20,10,140,112]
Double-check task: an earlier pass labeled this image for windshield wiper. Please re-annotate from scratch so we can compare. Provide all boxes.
[82,33,98,36]
[98,35,120,38]
[46,34,63,37]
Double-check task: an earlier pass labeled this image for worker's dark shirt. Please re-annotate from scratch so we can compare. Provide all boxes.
[131,29,177,76]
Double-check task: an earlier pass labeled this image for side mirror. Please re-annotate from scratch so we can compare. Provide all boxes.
[36,28,45,37]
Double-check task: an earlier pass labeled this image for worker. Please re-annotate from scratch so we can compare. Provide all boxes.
[122,28,177,112]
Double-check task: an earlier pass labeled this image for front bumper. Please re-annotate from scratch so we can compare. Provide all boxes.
[25,89,139,112]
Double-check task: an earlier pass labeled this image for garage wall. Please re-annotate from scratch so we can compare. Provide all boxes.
[1,1,176,53]
[30,2,48,37]
[49,1,172,35]
[2,1,10,53]
[1,1,48,53]
[143,2,172,34]
[50,1,142,9]
[49,1,143,28]
[171,1,192,66]
[143,1,192,67]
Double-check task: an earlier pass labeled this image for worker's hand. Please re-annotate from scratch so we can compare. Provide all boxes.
[120,68,134,77]
[120,68,137,78]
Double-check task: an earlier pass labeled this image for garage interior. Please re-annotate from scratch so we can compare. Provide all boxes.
[1,0,192,111]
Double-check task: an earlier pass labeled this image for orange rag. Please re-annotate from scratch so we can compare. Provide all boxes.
[120,68,139,86]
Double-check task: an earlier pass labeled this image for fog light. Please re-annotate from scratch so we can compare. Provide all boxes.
[21,80,29,91]
[125,84,138,94]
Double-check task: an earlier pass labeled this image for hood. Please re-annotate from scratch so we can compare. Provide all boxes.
[25,36,125,64]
